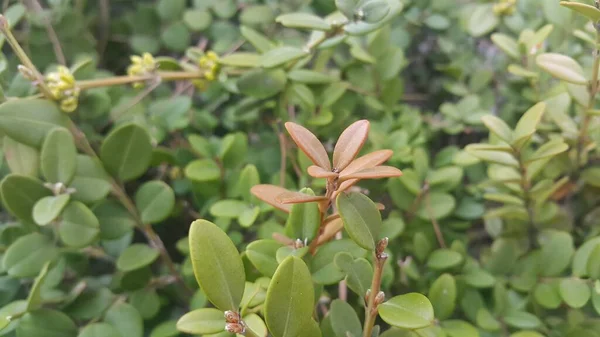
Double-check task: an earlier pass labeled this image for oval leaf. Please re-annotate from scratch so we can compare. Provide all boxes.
[378,293,435,330]
[100,123,153,182]
[40,128,77,184]
[336,192,382,250]
[135,181,175,224]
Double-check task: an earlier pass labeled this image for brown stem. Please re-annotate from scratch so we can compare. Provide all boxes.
[578,31,600,167]
[363,238,388,337]
[77,71,205,89]
[425,192,446,248]
[67,121,194,297]
[24,0,66,65]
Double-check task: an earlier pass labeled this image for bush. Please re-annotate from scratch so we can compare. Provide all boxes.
[0,0,598,337]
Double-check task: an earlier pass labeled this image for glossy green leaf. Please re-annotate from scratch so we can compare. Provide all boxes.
[336,0,360,18]
[503,311,541,330]
[427,249,463,270]
[70,155,112,203]
[25,262,50,311]
[246,240,282,277]
[100,123,153,182]
[59,201,100,248]
[441,320,479,337]
[360,0,391,23]
[533,283,562,309]
[539,230,574,277]
[560,1,600,22]
[559,278,590,308]
[210,199,249,218]
[78,323,122,337]
[260,47,309,68]
[185,159,221,182]
[189,220,245,311]
[219,52,261,67]
[536,53,587,85]
[417,192,456,220]
[0,174,52,224]
[183,10,212,32]
[3,233,58,278]
[94,200,135,240]
[275,13,331,31]
[0,301,27,336]
[429,274,456,320]
[237,69,287,99]
[176,308,225,335]
[265,256,314,337]
[32,195,70,226]
[481,115,512,143]
[582,167,600,188]
[467,4,499,37]
[285,188,320,241]
[378,293,434,329]
[465,144,518,167]
[513,102,546,147]
[573,238,600,277]
[330,299,362,337]
[240,26,275,53]
[104,303,143,337]
[525,139,568,163]
[116,244,159,272]
[16,309,77,337]
[334,252,372,297]
[40,128,77,184]
[135,181,175,224]
[0,99,69,148]
[587,244,600,279]
[336,192,382,250]
[3,136,39,177]
[491,33,519,59]
[311,239,367,285]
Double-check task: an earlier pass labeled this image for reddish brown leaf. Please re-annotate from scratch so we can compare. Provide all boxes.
[285,122,331,170]
[275,190,328,204]
[339,165,402,182]
[307,165,338,178]
[316,218,344,245]
[250,184,292,213]
[339,149,393,177]
[331,179,360,199]
[332,120,370,171]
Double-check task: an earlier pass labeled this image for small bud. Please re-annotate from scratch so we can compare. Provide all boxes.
[375,291,385,306]
[0,15,8,30]
[224,310,241,323]
[225,323,246,334]
[376,237,389,260]
[294,238,305,249]
[18,65,36,81]
[364,289,371,303]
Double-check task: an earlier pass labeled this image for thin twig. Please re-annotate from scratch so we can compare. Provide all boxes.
[24,0,66,65]
[425,192,447,248]
[363,238,388,337]
[97,0,110,63]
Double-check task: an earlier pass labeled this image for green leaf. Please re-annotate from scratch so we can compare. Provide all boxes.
[176,308,224,335]
[25,262,50,311]
[219,52,261,67]
[3,233,58,278]
[441,320,479,337]
[491,33,520,59]
[336,192,382,250]
[135,181,175,224]
[465,144,519,167]
[0,301,27,336]
[509,332,545,337]
[40,128,77,184]
[240,5,275,26]
[100,123,153,182]
[185,159,221,182]
[582,167,600,187]
[260,47,309,68]
[536,53,587,85]
[59,201,100,248]
[32,195,70,226]
[334,252,372,297]
[360,0,391,23]
[311,239,367,285]
[462,269,496,288]
[240,26,275,53]
[330,299,362,337]
[70,155,112,203]
[288,70,336,84]
[94,200,135,240]
[538,230,574,277]
[378,293,434,329]
[265,256,314,337]
[246,240,282,277]
[560,1,600,22]
[210,199,249,218]
[78,323,122,337]
[476,308,501,331]
[587,244,600,279]
[130,288,160,320]
[3,136,39,177]
[525,139,569,163]
[275,13,331,31]
[467,4,499,37]
[1,174,52,224]
[429,274,456,320]
[427,249,463,270]
[156,0,185,21]
[533,283,562,309]
[336,0,360,19]
[150,321,178,337]
[116,244,160,272]
[503,311,541,330]
[573,238,600,277]
[513,102,547,147]
[237,69,287,99]
[285,188,320,241]
[183,10,212,32]
[417,192,456,220]
[16,309,77,337]
[104,303,143,337]
[0,99,69,148]
[189,220,245,311]
[481,115,513,143]
[559,278,590,308]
